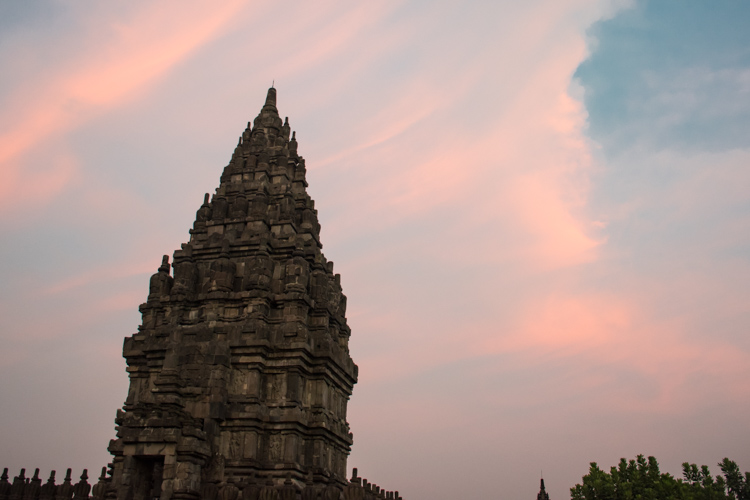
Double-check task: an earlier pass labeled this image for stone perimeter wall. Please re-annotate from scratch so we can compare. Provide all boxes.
[0,468,402,500]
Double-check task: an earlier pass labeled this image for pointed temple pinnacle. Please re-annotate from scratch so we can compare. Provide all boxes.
[265,87,277,107]
[538,477,550,500]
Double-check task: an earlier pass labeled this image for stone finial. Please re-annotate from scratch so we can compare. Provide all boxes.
[240,472,260,500]
[300,474,316,500]
[281,117,290,141]
[537,478,549,500]
[181,242,194,257]
[258,478,278,500]
[0,469,10,500]
[90,468,107,500]
[289,131,298,157]
[23,470,41,500]
[149,255,174,300]
[279,474,296,500]
[10,469,25,500]
[265,87,277,108]
[350,469,358,483]
[72,470,90,500]
[196,193,213,224]
[39,471,56,500]
[55,469,73,500]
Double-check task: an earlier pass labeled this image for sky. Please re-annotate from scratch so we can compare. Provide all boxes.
[1,1,749,499]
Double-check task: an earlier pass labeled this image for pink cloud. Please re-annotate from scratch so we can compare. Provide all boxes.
[41,259,153,296]
[0,1,245,211]
[265,2,399,84]
[309,13,604,275]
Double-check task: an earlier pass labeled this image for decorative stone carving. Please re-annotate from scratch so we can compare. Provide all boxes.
[281,118,291,142]
[278,474,297,500]
[229,185,248,220]
[257,480,278,500]
[9,469,25,500]
[239,473,259,500]
[284,253,310,293]
[89,469,107,500]
[288,132,298,158]
[324,485,340,500]
[39,471,56,500]
[250,130,267,152]
[54,470,72,500]
[207,240,236,292]
[71,470,90,500]
[197,193,213,222]
[0,469,12,500]
[172,243,197,295]
[148,255,173,301]
[537,478,550,500]
[244,252,273,292]
[21,469,40,500]
[218,483,239,500]
[211,194,228,222]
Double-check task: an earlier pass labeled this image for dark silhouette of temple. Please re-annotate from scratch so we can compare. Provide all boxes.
[537,479,550,500]
[0,88,400,500]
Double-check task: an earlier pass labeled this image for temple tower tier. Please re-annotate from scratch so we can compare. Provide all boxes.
[107,88,359,500]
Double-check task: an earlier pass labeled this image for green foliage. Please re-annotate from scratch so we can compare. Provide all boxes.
[717,458,750,500]
[571,456,748,500]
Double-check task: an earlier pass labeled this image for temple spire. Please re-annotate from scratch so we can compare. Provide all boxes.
[537,478,550,500]
[265,87,277,108]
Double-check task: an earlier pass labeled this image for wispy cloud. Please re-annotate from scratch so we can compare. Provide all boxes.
[0,1,245,210]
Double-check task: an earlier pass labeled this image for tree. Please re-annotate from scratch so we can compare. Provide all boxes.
[717,458,750,500]
[681,462,727,500]
[571,456,748,500]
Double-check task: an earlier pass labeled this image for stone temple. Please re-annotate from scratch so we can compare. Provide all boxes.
[0,88,401,500]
